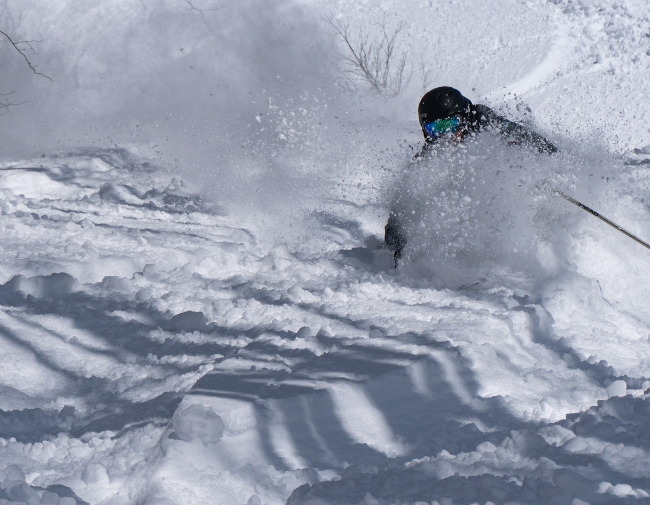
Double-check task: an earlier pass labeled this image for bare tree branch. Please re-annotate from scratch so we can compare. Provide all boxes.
[326,14,411,96]
[183,0,233,29]
[0,28,52,81]
[0,91,26,116]
[0,4,50,117]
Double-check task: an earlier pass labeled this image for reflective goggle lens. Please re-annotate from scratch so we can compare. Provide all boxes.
[424,117,461,139]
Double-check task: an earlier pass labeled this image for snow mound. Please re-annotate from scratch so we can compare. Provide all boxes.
[169,404,225,445]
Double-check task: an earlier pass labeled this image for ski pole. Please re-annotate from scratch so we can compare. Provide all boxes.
[553,189,650,251]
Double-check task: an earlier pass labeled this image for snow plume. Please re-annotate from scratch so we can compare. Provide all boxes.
[0,0,340,167]
[0,0,415,247]
[390,135,638,289]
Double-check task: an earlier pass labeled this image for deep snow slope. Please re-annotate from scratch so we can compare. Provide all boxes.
[1,146,649,505]
[1,0,650,504]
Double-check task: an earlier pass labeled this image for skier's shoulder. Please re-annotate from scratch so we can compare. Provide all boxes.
[470,104,526,140]
[472,103,508,127]
[472,103,496,118]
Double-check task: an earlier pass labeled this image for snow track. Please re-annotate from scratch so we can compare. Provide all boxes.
[0,150,649,504]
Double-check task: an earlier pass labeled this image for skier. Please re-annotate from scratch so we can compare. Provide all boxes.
[385,86,557,266]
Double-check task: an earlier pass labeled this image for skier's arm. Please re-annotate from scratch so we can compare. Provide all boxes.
[496,117,558,154]
[473,104,557,154]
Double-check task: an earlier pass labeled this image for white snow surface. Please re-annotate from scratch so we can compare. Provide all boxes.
[1,0,650,504]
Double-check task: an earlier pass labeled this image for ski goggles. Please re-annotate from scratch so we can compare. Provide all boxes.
[423,117,461,139]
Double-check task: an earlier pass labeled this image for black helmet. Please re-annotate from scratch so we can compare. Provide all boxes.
[418,87,472,129]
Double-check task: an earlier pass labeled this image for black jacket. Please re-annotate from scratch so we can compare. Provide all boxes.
[386,105,556,266]
[417,104,557,157]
